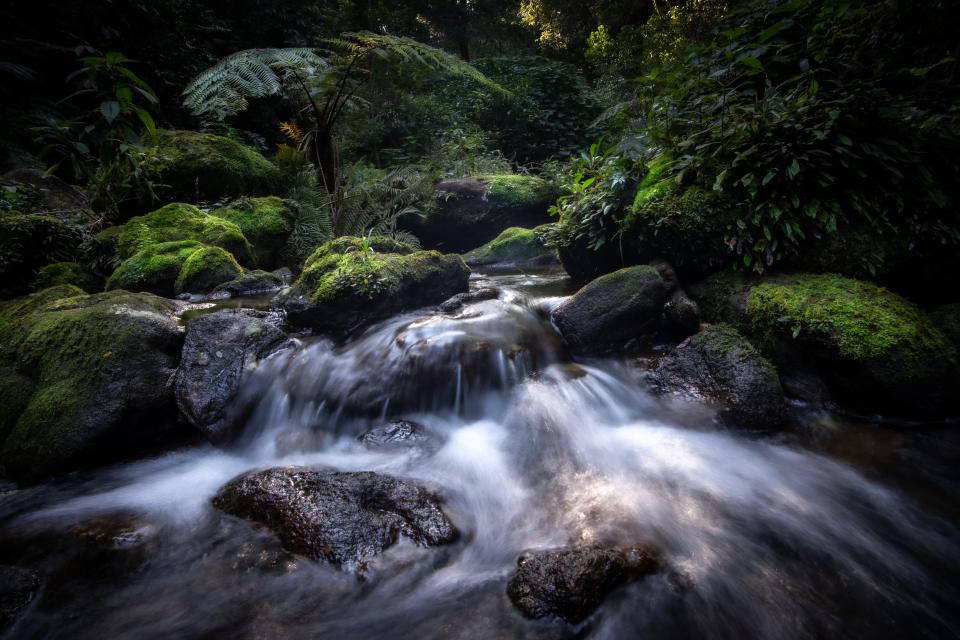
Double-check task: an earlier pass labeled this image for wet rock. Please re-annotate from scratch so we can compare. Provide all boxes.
[68,514,155,550]
[664,289,700,340]
[212,467,458,571]
[0,286,185,482]
[438,287,500,313]
[276,237,470,335]
[462,225,558,270]
[358,420,435,450]
[175,309,291,441]
[212,270,285,297]
[552,265,668,354]
[652,324,786,429]
[507,545,660,623]
[0,565,40,631]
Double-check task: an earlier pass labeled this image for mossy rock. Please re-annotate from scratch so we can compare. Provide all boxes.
[690,272,959,417]
[1,168,96,225]
[32,262,103,293]
[552,265,668,354]
[404,174,557,253]
[0,286,184,482]
[1,211,85,299]
[155,130,280,204]
[211,196,295,268]
[463,224,558,269]
[174,245,242,295]
[276,236,470,334]
[115,202,254,265]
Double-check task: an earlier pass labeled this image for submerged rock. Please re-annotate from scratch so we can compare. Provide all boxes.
[0,286,184,482]
[212,467,458,571]
[276,236,470,334]
[358,420,436,450]
[438,287,500,313]
[405,175,556,252]
[507,545,660,623]
[0,565,40,632]
[552,265,668,354]
[175,309,290,441]
[462,225,558,270]
[651,324,786,429]
[690,272,960,418]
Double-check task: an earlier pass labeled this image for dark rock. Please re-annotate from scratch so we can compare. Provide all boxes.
[649,259,680,293]
[929,303,960,353]
[212,270,284,297]
[438,287,500,313]
[358,420,435,450]
[652,324,786,429]
[552,265,668,354]
[68,514,155,550]
[664,289,700,340]
[462,225,558,270]
[507,545,660,623]
[1,168,95,225]
[213,467,458,571]
[175,309,291,441]
[0,565,40,632]
[0,286,185,482]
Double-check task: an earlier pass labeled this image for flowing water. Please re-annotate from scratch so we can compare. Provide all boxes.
[2,269,959,639]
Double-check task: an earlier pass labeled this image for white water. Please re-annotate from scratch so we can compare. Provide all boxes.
[2,270,958,640]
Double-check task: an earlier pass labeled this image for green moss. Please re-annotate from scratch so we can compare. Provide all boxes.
[106,240,205,296]
[481,174,556,209]
[1,211,84,298]
[691,270,753,323]
[464,225,555,265]
[631,155,675,211]
[745,274,955,368]
[33,262,103,293]
[211,196,294,267]
[174,245,243,295]
[156,130,281,203]
[302,236,416,271]
[116,202,254,265]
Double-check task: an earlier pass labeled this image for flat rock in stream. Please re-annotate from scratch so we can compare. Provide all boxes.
[358,419,437,450]
[438,287,500,313]
[175,309,292,441]
[507,545,661,624]
[0,565,41,632]
[212,467,458,571]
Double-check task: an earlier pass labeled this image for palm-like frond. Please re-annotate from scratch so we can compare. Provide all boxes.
[182,48,330,119]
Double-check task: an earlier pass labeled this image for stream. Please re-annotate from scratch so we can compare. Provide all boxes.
[2,268,959,639]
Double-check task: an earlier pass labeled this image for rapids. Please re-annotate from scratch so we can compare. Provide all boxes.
[2,269,959,639]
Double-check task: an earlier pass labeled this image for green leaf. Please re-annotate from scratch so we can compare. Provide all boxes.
[100,101,121,124]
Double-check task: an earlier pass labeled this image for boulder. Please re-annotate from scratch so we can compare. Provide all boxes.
[405,175,557,252]
[690,272,960,418]
[438,287,500,313]
[173,245,242,295]
[1,168,96,225]
[552,265,668,354]
[154,130,280,204]
[651,324,786,429]
[275,236,470,334]
[0,565,40,632]
[175,309,290,441]
[507,545,660,623]
[212,467,458,571]
[212,270,285,297]
[0,286,184,482]
[32,261,103,293]
[357,420,436,450]
[211,196,294,268]
[462,225,558,270]
[0,212,84,298]
[663,289,700,340]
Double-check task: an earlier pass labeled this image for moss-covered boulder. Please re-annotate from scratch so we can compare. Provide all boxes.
[276,236,470,334]
[463,224,558,269]
[552,265,668,354]
[154,130,280,204]
[212,270,286,297]
[652,324,786,429]
[0,211,85,298]
[404,174,557,253]
[114,202,254,265]
[32,262,103,293]
[174,245,242,295]
[211,196,294,268]
[1,168,96,225]
[690,272,959,417]
[0,286,185,482]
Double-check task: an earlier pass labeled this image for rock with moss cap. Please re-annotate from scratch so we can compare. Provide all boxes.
[651,324,785,429]
[0,286,185,482]
[154,130,280,204]
[463,224,558,270]
[690,272,959,418]
[552,265,668,354]
[275,236,469,335]
[106,240,199,297]
[211,196,294,268]
[32,262,103,293]
[405,174,557,253]
[174,245,242,295]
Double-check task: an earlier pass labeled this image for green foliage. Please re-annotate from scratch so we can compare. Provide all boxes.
[33,262,103,293]
[1,212,84,298]
[35,50,161,217]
